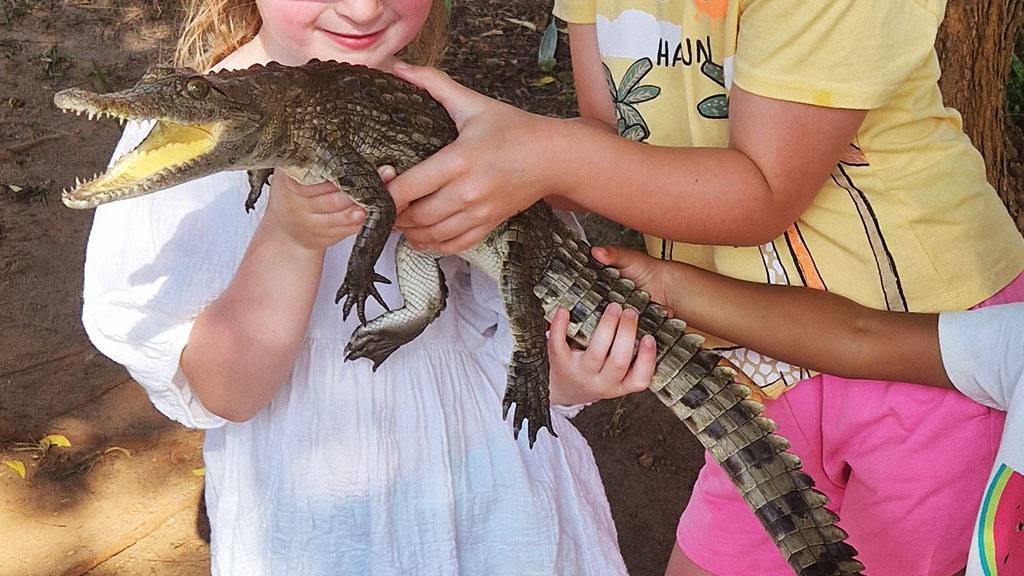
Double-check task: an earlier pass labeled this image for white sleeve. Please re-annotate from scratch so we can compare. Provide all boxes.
[938,303,1024,412]
[81,121,260,429]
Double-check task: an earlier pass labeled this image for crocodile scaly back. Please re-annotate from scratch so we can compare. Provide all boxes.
[533,227,865,576]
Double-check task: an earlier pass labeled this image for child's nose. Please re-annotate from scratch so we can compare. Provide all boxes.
[336,0,384,23]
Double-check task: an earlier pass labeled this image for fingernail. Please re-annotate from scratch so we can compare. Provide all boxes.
[622,307,637,320]
[606,302,621,316]
[641,335,655,349]
[393,61,409,71]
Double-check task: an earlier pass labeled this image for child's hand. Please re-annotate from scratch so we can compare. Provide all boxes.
[548,304,656,406]
[388,63,556,254]
[591,245,674,310]
[262,171,367,251]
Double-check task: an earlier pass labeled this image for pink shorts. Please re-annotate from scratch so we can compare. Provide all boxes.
[677,271,1024,576]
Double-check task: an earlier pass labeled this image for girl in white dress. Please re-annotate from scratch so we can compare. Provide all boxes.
[80,1,630,574]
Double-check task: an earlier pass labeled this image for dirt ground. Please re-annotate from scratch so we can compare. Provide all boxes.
[0,1,704,575]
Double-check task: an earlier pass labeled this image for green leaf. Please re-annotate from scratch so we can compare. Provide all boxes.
[602,63,616,100]
[616,102,644,130]
[620,123,650,142]
[618,58,653,100]
[623,85,660,105]
[538,20,558,71]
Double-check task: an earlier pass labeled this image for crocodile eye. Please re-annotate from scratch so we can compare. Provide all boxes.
[185,77,209,99]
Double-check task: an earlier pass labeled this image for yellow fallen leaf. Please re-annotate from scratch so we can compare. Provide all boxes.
[41,434,71,449]
[530,76,556,87]
[3,460,26,478]
[192,468,205,477]
[8,184,22,193]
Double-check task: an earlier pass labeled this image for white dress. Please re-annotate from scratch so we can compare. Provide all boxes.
[82,122,627,576]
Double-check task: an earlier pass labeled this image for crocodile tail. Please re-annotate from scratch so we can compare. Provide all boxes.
[534,234,865,576]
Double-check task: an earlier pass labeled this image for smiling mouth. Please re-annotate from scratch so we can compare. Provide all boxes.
[322,29,384,49]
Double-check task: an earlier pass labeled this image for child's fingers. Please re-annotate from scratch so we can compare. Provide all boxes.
[282,178,339,199]
[582,302,622,366]
[306,189,358,213]
[388,147,459,214]
[591,244,646,271]
[589,245,620,266]
[622,335,657,394]
[376,165,397,183]
[603,307,639,378]
[592,245,667,304]
[391,62,482,124]
[547,308,572,363]
[317,205,367,228]
[432,224,497,256]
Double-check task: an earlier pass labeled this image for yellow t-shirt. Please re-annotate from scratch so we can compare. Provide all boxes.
[554,0,1024,398]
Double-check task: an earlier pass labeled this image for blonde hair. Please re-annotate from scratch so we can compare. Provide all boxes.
[174,0,448,71]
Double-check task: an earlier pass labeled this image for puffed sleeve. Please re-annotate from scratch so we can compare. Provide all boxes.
[733,0,945,109]
[939,304,1024,412]
[553,0,595,25]
[81,121,259,429]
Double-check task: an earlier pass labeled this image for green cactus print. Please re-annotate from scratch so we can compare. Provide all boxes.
[697,59,728,119]
[603,58,660,142]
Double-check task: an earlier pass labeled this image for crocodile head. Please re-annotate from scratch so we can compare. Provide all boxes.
[54,65,272,208]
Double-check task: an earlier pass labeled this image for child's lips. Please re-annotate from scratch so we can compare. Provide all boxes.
[322,29,384,50]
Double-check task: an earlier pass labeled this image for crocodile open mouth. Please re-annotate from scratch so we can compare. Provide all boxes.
[54,89,221,209]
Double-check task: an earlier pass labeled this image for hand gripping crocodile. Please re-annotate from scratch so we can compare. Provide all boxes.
[55,60,864,575]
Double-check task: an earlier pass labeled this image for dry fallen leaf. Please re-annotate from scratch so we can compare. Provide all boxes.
[40,434,71,450]
[3,460,26,479]
[505,17,537,32]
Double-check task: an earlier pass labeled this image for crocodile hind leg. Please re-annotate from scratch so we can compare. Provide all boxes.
[345,237,447,370]
[499,216,557,448]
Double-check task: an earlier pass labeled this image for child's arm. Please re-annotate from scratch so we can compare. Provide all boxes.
[592,245,955,391]
[181,174,366,421]
[386,45,866,254]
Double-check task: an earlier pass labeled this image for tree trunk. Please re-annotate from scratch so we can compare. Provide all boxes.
[936,0,1024,232]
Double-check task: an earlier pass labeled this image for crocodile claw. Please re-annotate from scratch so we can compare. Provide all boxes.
[502,351,557,448]
[336,272,392,324]
[345,323,406,370]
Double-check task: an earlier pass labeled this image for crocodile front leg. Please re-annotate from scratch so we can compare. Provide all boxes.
[345,237,448,370]
[310,143,395,324]
[499,215,557,447]
[244,168,274,212]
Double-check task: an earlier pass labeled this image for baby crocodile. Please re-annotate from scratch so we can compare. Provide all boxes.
[54,60,864,575]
